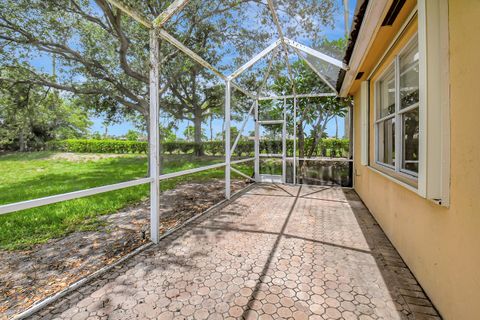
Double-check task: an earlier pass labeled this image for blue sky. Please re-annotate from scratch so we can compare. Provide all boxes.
[35,0,356,139]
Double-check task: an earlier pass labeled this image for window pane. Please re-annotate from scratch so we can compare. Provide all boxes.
[400,37,419,109]
[377,118,395,166]
[378,66,395,118]
[402,108,419,173]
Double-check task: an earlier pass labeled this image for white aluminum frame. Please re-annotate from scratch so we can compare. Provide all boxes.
[259,93,336,100]
[0,158,254,216]
[149,31,161,242]
[292,47,338,93]
[225,80,232,199]
[0,0,352,246]
[0,178,153,216]
[153,0,190,28]
[230,101,256,156]
[373,35,420,182]
[255,98,287,183]
[228,39,282,81]
[0,4,359,318]
[285,38,348,70]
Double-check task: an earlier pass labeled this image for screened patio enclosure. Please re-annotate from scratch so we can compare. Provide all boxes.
[0,0,353,245]
[145,0,352,243]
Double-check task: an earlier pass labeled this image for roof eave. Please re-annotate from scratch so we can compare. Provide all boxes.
[336,0,391,97]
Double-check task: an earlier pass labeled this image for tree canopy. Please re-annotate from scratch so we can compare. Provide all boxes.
[0,68,91,151]
[0,0,340,154]
[268,56,352,158]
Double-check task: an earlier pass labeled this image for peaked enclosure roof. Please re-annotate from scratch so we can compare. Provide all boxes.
[106,0,349,99]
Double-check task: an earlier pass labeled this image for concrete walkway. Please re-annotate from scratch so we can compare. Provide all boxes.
[32,184,440,320]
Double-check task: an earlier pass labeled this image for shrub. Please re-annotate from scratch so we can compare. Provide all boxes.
[235,140,254,157]
[178,141,195,154]
[47,138,350,157]
[163,142,178,154]
[47,139,147,154]
[204,141,224,156]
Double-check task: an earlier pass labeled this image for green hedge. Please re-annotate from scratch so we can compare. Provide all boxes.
[48,139,148,154]
[48,138,349,157]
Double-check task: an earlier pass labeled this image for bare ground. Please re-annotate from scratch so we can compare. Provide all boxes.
[0,179,248,319]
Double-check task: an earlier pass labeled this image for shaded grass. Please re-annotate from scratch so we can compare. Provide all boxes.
[260,158,283,175]
[0,152,252,250]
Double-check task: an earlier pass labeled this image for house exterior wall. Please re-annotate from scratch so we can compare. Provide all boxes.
[350,1,480,319]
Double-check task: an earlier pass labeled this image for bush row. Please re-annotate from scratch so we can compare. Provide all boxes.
[48,138,350,157]
[48,139,148,154]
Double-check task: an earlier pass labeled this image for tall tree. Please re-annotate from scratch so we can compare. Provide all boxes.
[183,125,206,142]
[0,69,91,151]
[271,59,351,158]
[0,0,338,152]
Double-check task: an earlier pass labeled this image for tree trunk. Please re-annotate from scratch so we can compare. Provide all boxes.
[307,118,323,158]
[145,114,163,176]
[308,118,331,158]
[298,122,305,159]
[298,121,305,183]
[19,129,25,152]
[335,116,338,139]
[193,112,204,156]
[145,117,151,177]
[209,114,213,141]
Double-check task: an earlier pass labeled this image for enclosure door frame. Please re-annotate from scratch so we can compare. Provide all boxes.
[253,98,288,183]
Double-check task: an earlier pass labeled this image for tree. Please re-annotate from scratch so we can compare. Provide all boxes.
[183,125,206,142]
[125,129,140,141]
[161,126,177,142]
[162,82,223,154]
[0,69,91,151]
[271,59,351,158]
[215,125,239,141]
[0,0,338,156]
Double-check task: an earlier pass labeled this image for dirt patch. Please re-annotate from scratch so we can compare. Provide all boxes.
[0,179,248,319]
[48,152,145,162]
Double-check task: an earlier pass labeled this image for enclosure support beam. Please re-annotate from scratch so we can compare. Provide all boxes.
[231,167,256,182]
[157,29,256,99]
[257,47,279,97]
[149,31,160,243]
[282,98,287,183]
[231,101,256,156]
[292,47,338,93]
[254,99,260,181]
[225,80,231,199]
[228,39,282,80]
[293,96,297,185]
[266,0,297,97]
[153,0,190,28]
[0,178,152,216]
[285,38,348,70]
[106,0,152,28]
[157,29,224,79]
[258,93,337,100]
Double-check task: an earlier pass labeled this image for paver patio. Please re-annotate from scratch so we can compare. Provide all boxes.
[31,184,440,320]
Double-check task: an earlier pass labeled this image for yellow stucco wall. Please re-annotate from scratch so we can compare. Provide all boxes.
[350,1,480,319]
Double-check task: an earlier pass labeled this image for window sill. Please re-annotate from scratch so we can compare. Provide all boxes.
[367,164,420,195]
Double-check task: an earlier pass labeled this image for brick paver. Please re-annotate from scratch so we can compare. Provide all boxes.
[31,184,441,319]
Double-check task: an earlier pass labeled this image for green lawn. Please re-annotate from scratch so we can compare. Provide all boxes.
[0,152,252,250]
[260,158,284,175]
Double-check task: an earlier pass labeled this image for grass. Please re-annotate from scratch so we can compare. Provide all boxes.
[0,152,253,250]
[260,158,284,175]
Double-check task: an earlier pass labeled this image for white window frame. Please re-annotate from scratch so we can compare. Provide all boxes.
[374,60,397,172]
[418,0,450,206]
[368,0,450,206]
[374,35,420,181]
[398,39,420,177]
[360,81,369,166]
